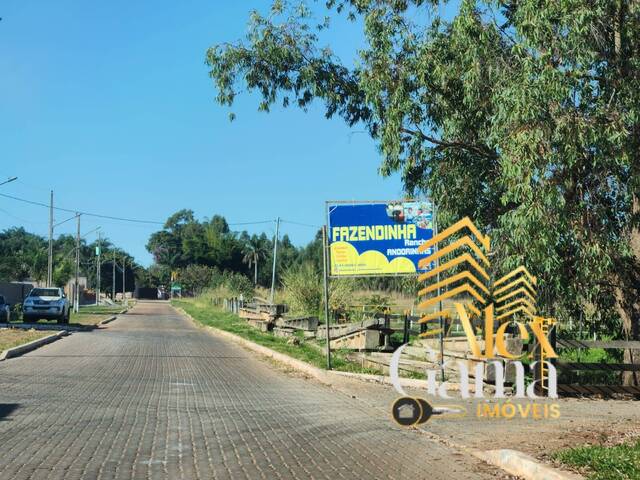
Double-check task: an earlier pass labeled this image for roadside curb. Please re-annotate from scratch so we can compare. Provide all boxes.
[0,330,68,361]
[178,306,583,480]
[477,449,583,480]
[97,307,129,326]
[98,315,117,326]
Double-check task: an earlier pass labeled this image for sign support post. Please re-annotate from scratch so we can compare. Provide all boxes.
[324,199,435,371]
[433,204,445,382]
[322,225,332,370]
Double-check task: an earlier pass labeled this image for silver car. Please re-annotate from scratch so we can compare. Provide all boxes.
[22,287,70,324]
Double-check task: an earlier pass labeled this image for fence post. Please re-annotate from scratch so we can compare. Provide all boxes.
[383,313,390,349]
[403,313,410,344]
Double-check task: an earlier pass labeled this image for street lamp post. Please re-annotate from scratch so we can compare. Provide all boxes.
[122,256,126,307]
[96,231,101,306]
[75,214,81,313]
[48,191,54,287]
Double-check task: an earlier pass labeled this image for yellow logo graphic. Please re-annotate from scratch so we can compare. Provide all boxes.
[330,241,416,275]
[494,266,537,321]
[416,217,557,361]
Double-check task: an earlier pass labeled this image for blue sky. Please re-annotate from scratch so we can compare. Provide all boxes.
[0,1,406,266]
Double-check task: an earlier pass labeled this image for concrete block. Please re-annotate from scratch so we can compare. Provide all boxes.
[330,329,381,350]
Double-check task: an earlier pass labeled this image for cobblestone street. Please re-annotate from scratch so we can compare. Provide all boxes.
[0,302,503,479]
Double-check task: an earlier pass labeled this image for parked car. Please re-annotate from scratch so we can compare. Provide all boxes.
[22,287,70,324]
[0,295,10,322]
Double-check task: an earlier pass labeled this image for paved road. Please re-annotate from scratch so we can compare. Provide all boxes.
[0,302,503,479]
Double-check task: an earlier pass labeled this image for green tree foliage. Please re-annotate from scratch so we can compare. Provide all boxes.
[146,209,245,271]
[179,264,216,296]
[138,264,171,288]
[242,236,269,285]
[147,211,312,289]
[0,228,47,282]
[0,227,137,291]
[207,0,640,383]
[295,229,323,272]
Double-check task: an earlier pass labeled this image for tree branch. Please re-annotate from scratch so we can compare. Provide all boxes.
[401,128,498,159]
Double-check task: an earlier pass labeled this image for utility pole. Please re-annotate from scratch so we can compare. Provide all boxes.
[74,213,81,313]
[112,251,116,301]
[122,256,126,306]
[96,231,101,306]
[269,217,280,304]
[47,190,54,287]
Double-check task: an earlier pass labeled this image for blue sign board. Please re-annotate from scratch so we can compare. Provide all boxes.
[327,201,434,277]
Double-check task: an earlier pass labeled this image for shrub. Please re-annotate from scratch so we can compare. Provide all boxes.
[179,264,217,296]
[223,271,255,299]
[329,278,356,313]
[174,265,254,299]
[282,263,323,315]
[10,303,22,321]
[362,294,392,314]
[282,262,355,316]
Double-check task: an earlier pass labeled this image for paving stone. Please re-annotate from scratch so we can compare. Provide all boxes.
[0,302,502,479]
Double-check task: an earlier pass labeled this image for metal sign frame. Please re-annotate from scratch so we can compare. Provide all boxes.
[322,199,437,370]
[325,199,435,279]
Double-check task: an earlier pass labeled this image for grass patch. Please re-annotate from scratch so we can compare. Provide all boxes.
[77,305,126,315]
[9,307,123,327]
[174,299,382,375]
[554,441,640,480]
[558,347,623,385]
[562,348,613,363]
[70,313,109,326]
[0,329,51,351]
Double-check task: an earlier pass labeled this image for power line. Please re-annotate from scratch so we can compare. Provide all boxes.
[0,192,165,225]
[228,220,275,226]
[281,219,322,229]
[0,192,323,231]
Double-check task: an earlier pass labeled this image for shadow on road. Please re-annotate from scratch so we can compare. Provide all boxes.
[0,404,20,421]
[1,322,102,332]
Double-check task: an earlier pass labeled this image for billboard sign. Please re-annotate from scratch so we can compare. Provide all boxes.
[327,200,434,277]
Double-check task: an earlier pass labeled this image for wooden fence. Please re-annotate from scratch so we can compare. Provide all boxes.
[550,329,640,397]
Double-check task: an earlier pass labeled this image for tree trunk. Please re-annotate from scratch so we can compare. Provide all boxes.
[254,254,258,286]
[617,195,640,386]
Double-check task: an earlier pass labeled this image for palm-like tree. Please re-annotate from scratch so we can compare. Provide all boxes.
[242,238,267,286]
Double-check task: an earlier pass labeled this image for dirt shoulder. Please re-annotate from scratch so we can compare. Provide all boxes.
[314,372,640,463]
